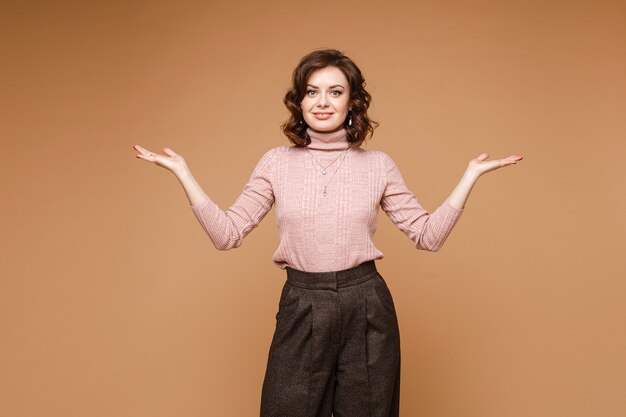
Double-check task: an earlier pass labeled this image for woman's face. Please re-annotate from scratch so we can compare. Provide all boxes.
[300,66,351,133]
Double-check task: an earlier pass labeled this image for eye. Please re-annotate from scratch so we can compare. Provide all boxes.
[306,89,317,96]
[330,90,342,96]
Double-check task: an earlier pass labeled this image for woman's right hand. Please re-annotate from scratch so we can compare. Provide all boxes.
[133,144,189,175]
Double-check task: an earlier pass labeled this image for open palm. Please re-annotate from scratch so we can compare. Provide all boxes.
[468,153,523,177]
[133,144,188,174]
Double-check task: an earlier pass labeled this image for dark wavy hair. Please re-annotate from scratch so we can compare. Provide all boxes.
[282,49,379,148]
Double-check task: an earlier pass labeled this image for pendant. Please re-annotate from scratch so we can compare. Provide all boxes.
[322,170,326,175]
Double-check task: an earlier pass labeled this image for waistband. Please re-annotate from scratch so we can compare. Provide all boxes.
[286,260,379,291]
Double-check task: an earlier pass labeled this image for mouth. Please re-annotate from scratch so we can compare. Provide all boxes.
[313,112,334,120]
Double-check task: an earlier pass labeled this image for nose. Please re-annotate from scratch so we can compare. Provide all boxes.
[317,92,329,107]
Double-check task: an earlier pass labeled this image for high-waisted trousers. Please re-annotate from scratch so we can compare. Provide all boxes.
[260,260,401,417]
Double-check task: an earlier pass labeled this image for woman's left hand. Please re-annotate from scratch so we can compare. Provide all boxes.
[467,153,523,177]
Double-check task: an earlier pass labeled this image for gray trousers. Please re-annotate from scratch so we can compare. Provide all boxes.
[260,260,401,417]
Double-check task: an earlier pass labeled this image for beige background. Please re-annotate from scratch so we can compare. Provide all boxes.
[1,0,625,416]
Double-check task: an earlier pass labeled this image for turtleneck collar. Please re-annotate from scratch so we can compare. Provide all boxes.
[306,127,350,150]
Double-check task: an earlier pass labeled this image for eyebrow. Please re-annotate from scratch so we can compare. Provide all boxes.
[307,84,345,89]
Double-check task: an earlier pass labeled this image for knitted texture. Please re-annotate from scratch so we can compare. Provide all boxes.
[190,127,464,272]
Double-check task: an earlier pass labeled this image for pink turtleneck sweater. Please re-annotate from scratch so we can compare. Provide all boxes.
[190,127,464,272]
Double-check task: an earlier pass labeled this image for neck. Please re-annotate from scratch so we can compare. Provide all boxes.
[306,127,350,150]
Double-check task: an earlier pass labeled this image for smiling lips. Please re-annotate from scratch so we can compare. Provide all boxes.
[313,112,334,119]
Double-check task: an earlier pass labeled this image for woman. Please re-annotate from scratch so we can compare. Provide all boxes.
[133,49,522,417]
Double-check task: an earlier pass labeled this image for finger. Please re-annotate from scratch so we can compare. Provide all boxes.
[133,145,160,162]
[477,153,489,161]
[502,156,520,166]
[133,144,154,156]
[505,155,523,164]
[136,152,157,161]
[163,147,178,157]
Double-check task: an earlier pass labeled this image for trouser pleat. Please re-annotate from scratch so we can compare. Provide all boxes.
[260,261,401,417]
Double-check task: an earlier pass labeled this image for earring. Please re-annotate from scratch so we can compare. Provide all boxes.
[348,116,352,126]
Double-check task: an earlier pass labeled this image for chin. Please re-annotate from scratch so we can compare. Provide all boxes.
[307,121,344,132]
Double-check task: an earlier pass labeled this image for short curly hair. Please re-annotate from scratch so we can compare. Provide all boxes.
[282,49,379,148]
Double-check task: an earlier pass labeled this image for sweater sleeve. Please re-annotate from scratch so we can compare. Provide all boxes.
[379,152,464,252]
[189,148,276,250]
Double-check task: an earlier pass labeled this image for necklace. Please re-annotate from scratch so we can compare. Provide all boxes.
[305,146,347,175]
[306,147,350,196]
